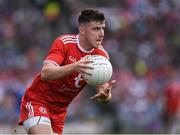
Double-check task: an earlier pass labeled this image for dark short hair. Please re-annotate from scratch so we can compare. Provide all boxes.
[78,9,105,25]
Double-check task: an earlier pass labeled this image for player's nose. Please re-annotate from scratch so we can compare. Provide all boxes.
[99,30,104,37]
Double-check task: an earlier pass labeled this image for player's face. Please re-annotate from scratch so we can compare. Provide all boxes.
[84,21,105,48]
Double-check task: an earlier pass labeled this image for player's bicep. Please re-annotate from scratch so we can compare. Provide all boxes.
[41,61,59,80]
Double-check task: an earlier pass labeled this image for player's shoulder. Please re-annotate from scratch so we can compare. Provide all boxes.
[93,45,109,59]
[56,34,77,45]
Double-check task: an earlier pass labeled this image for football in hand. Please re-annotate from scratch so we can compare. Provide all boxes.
[83,55,113,86]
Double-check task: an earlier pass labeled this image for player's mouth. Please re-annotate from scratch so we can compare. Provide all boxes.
[96,39,102,42]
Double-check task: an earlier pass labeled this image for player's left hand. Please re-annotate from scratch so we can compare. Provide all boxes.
[91,80,116,102]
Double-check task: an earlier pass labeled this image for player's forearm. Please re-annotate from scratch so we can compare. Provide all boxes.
[41,64,75,81]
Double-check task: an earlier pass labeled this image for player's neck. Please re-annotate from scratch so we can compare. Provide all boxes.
[78,34,93,51]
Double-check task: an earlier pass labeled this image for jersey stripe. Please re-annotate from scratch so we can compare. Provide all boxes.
[26,102,34,118]
[59,35,76,40]
[64,41,77,44]
[59,35,77,44]
[62,38,77,42]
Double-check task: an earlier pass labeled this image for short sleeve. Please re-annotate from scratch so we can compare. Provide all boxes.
[44,38,65,66]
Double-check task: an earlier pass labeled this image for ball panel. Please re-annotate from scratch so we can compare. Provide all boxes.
[83,55,113,86]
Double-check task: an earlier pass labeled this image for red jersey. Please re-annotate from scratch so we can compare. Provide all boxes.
[22,34,109,113]
[165,80,180,115]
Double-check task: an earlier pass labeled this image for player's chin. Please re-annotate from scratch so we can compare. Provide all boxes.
[93,43,101,48]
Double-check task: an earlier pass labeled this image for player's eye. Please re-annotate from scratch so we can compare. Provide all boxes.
[93,27,100,31]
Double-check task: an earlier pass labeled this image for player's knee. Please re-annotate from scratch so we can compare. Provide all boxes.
[29,124,53,134]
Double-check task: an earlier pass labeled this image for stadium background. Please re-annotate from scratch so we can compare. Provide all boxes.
[0,0,180,134]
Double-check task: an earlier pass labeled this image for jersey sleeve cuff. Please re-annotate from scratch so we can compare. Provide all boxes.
[43,60,60,67]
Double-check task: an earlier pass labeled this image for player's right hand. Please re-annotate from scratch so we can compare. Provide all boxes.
[74,55,94,76]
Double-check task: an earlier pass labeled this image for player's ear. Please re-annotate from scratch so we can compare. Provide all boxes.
[79,25,85,35]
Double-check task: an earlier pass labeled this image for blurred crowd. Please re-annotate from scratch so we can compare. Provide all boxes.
[0,0,180,134]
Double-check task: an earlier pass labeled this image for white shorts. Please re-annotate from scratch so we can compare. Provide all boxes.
[23,116,51,132]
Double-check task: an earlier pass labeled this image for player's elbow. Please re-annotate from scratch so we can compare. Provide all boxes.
[41,68,51,81]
